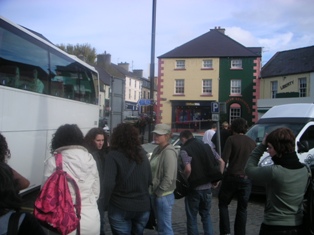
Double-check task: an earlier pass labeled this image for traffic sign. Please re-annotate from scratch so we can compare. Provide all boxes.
[138,99,151,106]
[212,114,219,121]
[211,102,219,113]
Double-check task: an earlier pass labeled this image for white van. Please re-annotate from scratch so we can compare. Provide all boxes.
[246,103,314,193]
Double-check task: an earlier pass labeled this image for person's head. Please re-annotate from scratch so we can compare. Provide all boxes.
[84,128,108,153]
[152,124,172,146]
[211,123,217,130]
[0,133,11,163]
[179,130,194,145]
[110,123,143,163]
[50,124,84,153]
[0,162,22,211]
[230,118,248,134]
[222,121,229,129]
[265,127,295,157]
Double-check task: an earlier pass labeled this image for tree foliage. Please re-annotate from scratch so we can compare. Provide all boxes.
[56,43,97,66]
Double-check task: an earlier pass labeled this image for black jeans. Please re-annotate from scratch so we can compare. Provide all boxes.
[218,175,252,235]
[259,223,304,235]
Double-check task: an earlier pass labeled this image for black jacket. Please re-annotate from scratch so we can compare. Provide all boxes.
[181,138,219,188]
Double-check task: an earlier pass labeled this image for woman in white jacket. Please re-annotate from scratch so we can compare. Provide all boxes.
[43,124,100,235]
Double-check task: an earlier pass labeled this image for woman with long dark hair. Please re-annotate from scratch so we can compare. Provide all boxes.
[84,127,108,235]
[0,133,30,191]
[0,162,45,234]
[103,123,152,235]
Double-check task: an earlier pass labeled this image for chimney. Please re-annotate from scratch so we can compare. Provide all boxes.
[133,69,143,77]
[211,26,225,34]
[118,62,129,72]
[97,52,111,67]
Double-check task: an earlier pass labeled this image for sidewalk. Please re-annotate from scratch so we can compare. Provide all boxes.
[104,190,265,235]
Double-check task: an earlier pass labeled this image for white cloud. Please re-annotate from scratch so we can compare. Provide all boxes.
[225,27,259,47]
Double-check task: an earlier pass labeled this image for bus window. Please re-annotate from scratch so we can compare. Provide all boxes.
[0,65,19,87]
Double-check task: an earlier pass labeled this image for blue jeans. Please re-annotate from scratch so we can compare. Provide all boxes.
[108,203,150,235]
[185,188,214,235]
[151,193,175,235]
[218,175,252,235]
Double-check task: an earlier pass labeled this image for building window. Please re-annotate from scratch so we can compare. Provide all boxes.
[134,91,136,100]
[143,91,146,99]
[202,79,212,94]
[135,80,137,88]
[271,81,278,98]
[230,80,241,95]
[148,92,150,99]
[175,79,184,94]
[229,103,241,123]
[128,89,131,99]
[299,77,307,97]
[231,59,242,69]
[129,78,131,86]
[203,60,213,69]
[176,60,185,69]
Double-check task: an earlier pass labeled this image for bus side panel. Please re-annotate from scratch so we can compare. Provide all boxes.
[0,86,98,192]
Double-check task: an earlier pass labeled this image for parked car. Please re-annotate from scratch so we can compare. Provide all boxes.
[142,133,204,159]
[123,116,139,125]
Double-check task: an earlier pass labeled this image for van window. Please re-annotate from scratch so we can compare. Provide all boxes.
[300,125,314,149]
[247,123,304,143]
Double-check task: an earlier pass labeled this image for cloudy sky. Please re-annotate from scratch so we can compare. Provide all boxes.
[1,0,314,77]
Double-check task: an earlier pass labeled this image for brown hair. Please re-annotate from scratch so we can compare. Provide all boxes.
[266,127,295,156]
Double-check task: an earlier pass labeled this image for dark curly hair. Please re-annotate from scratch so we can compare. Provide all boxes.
[110,123,143,163]
[230,118,248,134]
[266,127,295,156]
[83,127,108,154]
[50,124,84,153]
[0,133,11,163]
[0,162,22,212]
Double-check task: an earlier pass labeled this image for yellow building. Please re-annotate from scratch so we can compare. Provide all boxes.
[258,46,314,116]
[157,57,220,131]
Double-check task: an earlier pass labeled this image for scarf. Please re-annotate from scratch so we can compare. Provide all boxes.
[272,151,304,169]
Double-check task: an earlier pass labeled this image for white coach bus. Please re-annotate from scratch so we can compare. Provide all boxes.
[0,16,100,193]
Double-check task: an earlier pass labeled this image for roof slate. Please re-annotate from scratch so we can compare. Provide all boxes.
[95,63,125,85]
[95,66,111,85]
[261,45,314,78]
[158,29,260,58]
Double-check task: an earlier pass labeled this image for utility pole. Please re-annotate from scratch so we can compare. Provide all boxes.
[148,0,156,142]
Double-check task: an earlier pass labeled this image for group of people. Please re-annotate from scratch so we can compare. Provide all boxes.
[0,117,310,235]
[199,118,308,235]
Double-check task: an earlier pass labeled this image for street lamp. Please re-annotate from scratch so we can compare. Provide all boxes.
[148,0,157,142]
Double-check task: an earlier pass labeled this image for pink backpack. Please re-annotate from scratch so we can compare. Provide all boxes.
[34,153,81,235]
